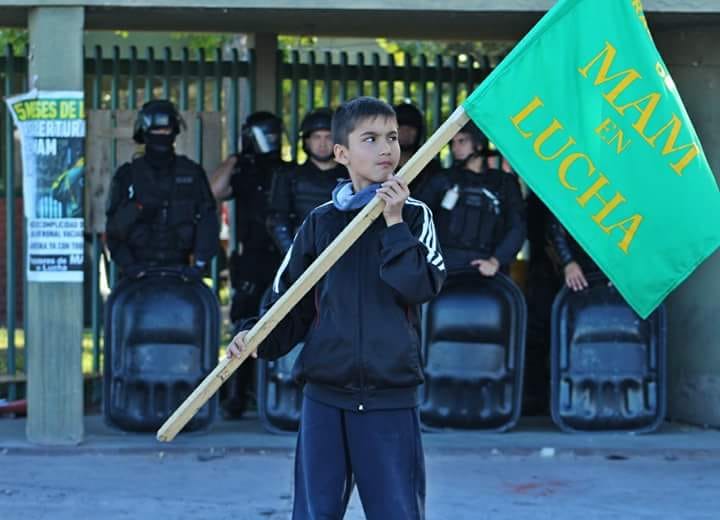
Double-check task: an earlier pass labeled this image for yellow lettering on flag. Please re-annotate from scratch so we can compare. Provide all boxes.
[595,118,632,155]
[579,41,700,176]
[510,97,644,254]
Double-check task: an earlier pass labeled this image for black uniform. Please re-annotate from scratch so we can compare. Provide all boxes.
[523,193,562,415]
[105,155,218,272]
[548,214,603,278]
[424,167,527,273]
[227,154,289,323]
[266,161,348,254]
[408,157,442,205]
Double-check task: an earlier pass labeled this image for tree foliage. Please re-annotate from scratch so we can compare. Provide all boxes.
[0,29,28,55]
[376,38,514,65]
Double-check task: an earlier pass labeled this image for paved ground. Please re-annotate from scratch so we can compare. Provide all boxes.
[0,416,718,519]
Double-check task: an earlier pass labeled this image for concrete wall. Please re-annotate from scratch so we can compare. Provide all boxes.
[2,2,720,38]
[0,1,719,12]
[655,29,720,427]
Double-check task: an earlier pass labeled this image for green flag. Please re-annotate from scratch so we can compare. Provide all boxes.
[463,0,720,318]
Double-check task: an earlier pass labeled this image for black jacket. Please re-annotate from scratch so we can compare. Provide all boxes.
[105,155,218,269]
[407,157,442,205]
[229,155,291,253]
[548,214,601,276]
[251,197,446,411]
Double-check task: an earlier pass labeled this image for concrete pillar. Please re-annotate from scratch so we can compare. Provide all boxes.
[26,7,85,445]
[249,33,279,113]
[654,28,720,426]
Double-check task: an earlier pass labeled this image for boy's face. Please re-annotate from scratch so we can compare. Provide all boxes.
[334,115,400,189]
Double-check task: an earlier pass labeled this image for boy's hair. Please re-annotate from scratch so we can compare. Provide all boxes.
[332,96,396,147]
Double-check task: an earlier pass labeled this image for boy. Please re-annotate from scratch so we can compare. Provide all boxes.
[228,97,446,519]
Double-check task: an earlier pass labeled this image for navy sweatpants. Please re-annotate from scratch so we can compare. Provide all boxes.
[293,397,426,520]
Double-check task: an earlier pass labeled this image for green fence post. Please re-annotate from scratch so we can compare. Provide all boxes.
[372,53,380,99]
[248,48,256,113]
[450,54,458,110]
[196,47,205,168]
[403,51,412,101]
[339,52,348,104]
[211,47,222,300]
[91,45,103,394]
[323,51,332,108]
[229,48,239,248]
[356,52,365,98]
[93,46,103,109]
[129,46,137,109]
[180,47,189,110]
[387,53,396,103]
[145,47,155,102]
[163,47,171,100]
[307,50,316,111]
[213,48,222,113]
[290,50,300,161]
[197,48,206,111]
[419,54,428,116]
[275,48,283,118]
[432,55,442,132]
[4,44,16,400]
[465,54,475,101]
[111,46,119,111]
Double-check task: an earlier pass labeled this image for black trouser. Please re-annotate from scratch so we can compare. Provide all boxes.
[293,397,425,520]
[228,248,282,322]
[223,247,281,417]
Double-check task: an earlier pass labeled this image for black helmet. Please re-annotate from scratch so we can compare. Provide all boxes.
[453,121,496,169]
[459,121,489,152]
[393,102,425,150]
[300,107,333,139]
[133,99,183,144]
[241,111,283,156]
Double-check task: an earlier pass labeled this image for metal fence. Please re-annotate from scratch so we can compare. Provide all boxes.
[0,43,494,401]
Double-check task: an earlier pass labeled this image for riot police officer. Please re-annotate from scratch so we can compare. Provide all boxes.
[393,101,441,203]
[211,111,292,419]
[105,99,219,279]
[266,107,348,254]
[211,111,290,322]
[424,121,526,274]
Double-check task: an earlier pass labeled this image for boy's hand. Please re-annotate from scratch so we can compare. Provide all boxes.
[226,330,257,360]
[377,176,409,227]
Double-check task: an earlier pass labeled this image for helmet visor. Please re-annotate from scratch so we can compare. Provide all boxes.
[144,112,173,130]
[251,126,281,154]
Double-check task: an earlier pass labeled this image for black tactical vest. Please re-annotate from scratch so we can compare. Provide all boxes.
[230,157,284,251]
[435,169,507,256]
[127,156,204,265]
[290,163,347,225]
